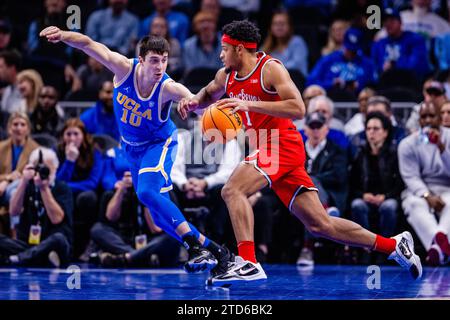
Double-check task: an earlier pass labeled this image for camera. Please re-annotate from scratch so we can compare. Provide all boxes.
[35,150,50,180]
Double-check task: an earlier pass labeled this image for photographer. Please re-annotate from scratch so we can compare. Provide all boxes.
[0,147,73,267]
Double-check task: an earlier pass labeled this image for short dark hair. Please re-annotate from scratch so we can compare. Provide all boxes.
[222,20,261,52]
[367,95,391,112]
[138,35,170,58]
[0,50,22,69]
[365,111,392,134]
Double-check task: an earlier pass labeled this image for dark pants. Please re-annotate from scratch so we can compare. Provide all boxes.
[73,190,99,258]
[90,222,180,267]
[0,232,71,267]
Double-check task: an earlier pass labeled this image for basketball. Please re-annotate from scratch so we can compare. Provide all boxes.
[201,103,243,143]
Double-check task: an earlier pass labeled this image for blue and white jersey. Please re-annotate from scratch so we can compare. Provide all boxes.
[113,58,176,145]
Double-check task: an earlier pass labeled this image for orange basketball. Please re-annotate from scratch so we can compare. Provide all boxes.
[201,104,243,143]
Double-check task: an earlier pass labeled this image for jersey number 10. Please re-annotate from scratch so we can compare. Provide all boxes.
[120,109,142,127]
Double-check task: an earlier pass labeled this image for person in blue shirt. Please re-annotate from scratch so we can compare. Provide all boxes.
[139,0,189,44]
[371,8,431,80]
[307,28,377,94]
[40,25,232,274]
[80,80,120,141]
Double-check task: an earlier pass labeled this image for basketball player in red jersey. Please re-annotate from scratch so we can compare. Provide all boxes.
[178,20,422,285]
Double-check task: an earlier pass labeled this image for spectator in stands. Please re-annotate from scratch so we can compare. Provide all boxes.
[27,0,80,94]
[0,19,13,52]
[183,11,222,76]
[293,85,326,131]
[0,112,39,207]
[297,112,348,266]
[200,0,243,30]
[146,16,182,79]
[30,86,65,137]
[86,0,139,56]
[89,145,180,268]
[344,87,376,137]
[56,118,103,258]
[399,102,450,266]
[307,28,377,95]
[300,96,349,150]
[0,50,24,114]
[17,69,43,114]
[350,96,406,158]
[76,57,113,95]
[80,80,119,142]
[260,10,308,76]
[407,80,447,133]
[0,148,72,267]
[372,8,431,80]
[441,101,450,128]
[139,0,189,44]
[350,112,403,264]
[321,19,350,56]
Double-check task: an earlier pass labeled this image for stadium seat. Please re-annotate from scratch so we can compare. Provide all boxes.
[288,69,306,92]
[93,134,119,153]
[32,133,58,150]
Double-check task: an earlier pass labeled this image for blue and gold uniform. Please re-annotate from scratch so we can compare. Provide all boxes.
[113,58,202,242]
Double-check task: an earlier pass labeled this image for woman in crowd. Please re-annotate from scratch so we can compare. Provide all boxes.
[17,69,44,114]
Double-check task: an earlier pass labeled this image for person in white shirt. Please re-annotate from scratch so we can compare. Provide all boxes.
[345,87,376,137]
[0,50,25,114]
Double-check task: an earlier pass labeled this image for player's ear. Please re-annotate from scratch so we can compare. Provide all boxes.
[138,55,145,64]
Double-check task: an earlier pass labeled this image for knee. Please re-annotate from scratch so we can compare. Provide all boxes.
[76,190,98,208]
[136,187,158,205]
[402,196,427,214]
[221,183,240,203]
[351,198,368,213]
[51,233,70,249]
[379,199,398,215]
[90,222,104,239]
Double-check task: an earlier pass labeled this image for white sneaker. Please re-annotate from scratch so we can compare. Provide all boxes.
[296,248,314,267]
[388,231,423,280]
[206,256,267,286]
[48,251,61,268]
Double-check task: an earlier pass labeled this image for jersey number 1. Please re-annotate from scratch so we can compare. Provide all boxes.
[121,109,142,127]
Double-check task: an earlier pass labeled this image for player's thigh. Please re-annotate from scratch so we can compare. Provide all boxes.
[223,163,269,197]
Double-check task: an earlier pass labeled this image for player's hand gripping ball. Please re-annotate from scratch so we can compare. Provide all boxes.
[201,102,243,143]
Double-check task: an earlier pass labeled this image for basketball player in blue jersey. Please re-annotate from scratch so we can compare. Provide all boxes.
[39,26,232,274]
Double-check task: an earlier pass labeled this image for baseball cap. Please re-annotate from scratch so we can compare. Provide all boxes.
[306,112,326,129]
[343,28,363,53]
[383,8,401,21]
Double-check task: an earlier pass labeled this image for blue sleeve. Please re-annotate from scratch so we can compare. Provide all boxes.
[371,40,384,74]
[407,35,431,76]
[28,21,38,53]
[101,157,119,191]
[306,55,334,90]
[434,35,450,70]
[67,152,104,193]
[79,109,94,134]
[56,160,76,182]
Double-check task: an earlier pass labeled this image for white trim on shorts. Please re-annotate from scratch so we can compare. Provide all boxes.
[288,185,319,212]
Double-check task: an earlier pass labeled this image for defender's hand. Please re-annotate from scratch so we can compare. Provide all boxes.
[39,26,64,43]
[178,98,199,120]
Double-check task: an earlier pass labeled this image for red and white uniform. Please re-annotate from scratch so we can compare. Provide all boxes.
[225,52,317,210]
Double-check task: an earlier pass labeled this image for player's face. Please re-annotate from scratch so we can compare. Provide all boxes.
[140,51,168,82]
[220,42,239,71]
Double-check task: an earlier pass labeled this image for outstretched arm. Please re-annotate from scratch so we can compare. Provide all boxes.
[177,68,227,119]
[40,26,130,80]
[216,61,306,119]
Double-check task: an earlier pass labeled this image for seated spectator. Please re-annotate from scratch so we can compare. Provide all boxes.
[30,86,65,137]
[350,112,403,264]
[143,16,182,79]
[371,8,431,81]
[399,102,450,266]
[183,11,222,76]
[297,112,348,267]
[0,50,25,114]
[139,0,189,44]
[0,112,39,207]
[76,57,113,94]
[86,0,138,56]
[307,28,377,96]
[441,101,450,127]
[294,84,326,131]
[0,19,13,53]
[56,118,104,258]
[200,0,244,30]
[80,81,119,141]
[0,147,73,267]
[17,69,43,114]
[321,19,350,56]
[406,80,447,133]
[89,145,180,267]
[344,87,376,137]
[260,10,308,76]
[350,96,406,159]
[27,0,80,94]
[171,117,241,245]
[300,96,349,150]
